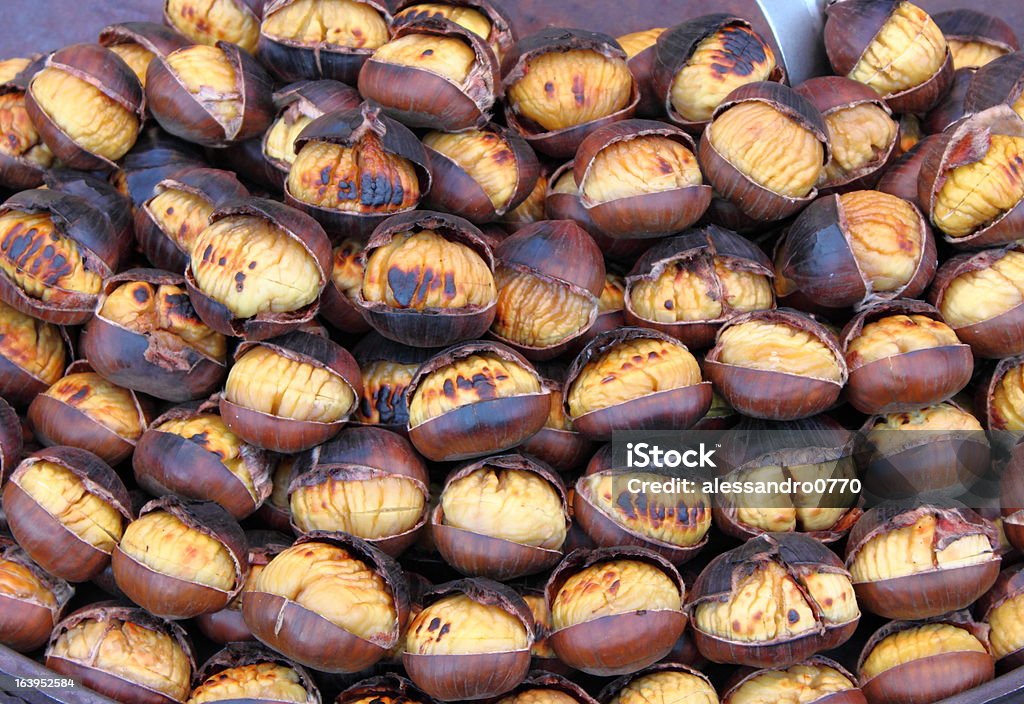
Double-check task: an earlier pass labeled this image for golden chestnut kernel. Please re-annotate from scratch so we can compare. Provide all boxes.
[396,5,492,42]
[727,663,857,704]
[408,352,540,426]
[551,169,578,195]
[497,690,579,704]
[608,670,717,704]
[542,389,573,431]
[709,102,824,198]
[871,402,984,431]
[521,593,556,659]
[822,103,897,184]
[288,135,420,213]
[262,0,390,49]
[255,542,396,640]
[933,134,1024,237]
[846,314,959,368]
[580,472,710,546]
[507,50,633,132]
[331,239,364,299]
[264,112,314,166]
[441,467,566,548]
[630,258,772,323]
[266,459,294,514]
[372,34,476,83]
[670,25,777,122]
[164,45,240,129]
[987,592,1024,658]
[567,337,701,416]
[188,662,308,704]
[842,190,923,291]
[492,267,594,348]
[940,250,1024,327]
[423,130,519,208]
[225,346,354,423]
[166,0,259,53]
[552,559,681,629]
[860,623,986,679]
[616,28,665,59]
[149,187,215,253]
[109,44,156,86]
[0,299,64,383]
[0,92,53,168]
[363,229,494,309]
[156,415,257,499]
[850,513,994,582]
[848,2,947,96]
[406,593,528,654]
[354,360,417,426]
[505,174,546,224]
[190,215,321,318]
[30,67,139,161]
[232,561,266,611]
[993,366,1024,431]
[600,274,625,313]
[726,463,853,533]
[581,136,702,203]
[15,461,124,551]
[0,210,102,300]
[49,616,192,702]
[43,372,143,440]
[100,280,227,361]
[947,39,1009,69]
[119,510,237,590]
[716,321,843,381]
[290,475,425,537]
[0,58,31,84]
[0,557,57,609]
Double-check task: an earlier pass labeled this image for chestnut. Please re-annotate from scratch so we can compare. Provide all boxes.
[574,443,711,564]
[723,657,866,704]
[98,22,191,88]
[259,0,393,84]
[135,166,248,273]
[497,671,597,704]
[569,271,627,349]
[876,134,940,210]
[255,455,300,533]
[519,592,562,671]
[288,427,429,557]
[285,104,431,241]
[856,615,994,704]
[164,0,261,54]
[118,126,207,208]
[824,0,953,114]
[500,172,548,231]
[319,238,369,333]
[187,198,332,340]
[0,298,66,406]
[984,356,1024,436]
[705,309,847,421]
[0,536,72,653]
[565,327,711,439]
[244,531,408,673]
[978,563,1024,670]
[690,532,860,667]
[356,211,497,347]
[404,578,533,700]
[841,299,972,414]
[147,42,274,147]
[928,244,1024,358]
[351,332,435,431]
[188,642,319,704]
[922,66,975,135]
[44,168,134,266]
[393,1,516,70]
[504,29,638,159]
[520,378,593,474]
[617,28,665,118]
[46,602,195,704]
[935,10,1018,69]
[624,225,774,349]
[653,15,781,131]
[406,340,550,461]
[0,56,53,189]
[699,82,830,222]
[25,44,143,171]
[0,397,21,482]
[964,50,1024,119]
[845,502,1000,620]
[0,188,117,325]
[601,664,717,704]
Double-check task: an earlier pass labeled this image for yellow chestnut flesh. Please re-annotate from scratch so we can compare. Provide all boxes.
[354,360,417,426]
[0,92,53,168]
[521,593,556,659]
[190,215,321,318]
[726,462,854,533]
[407,593,528,654]
[15,461,123,551]
[441,467,565,548]
[940,250,1024,327]
[842,190,923,291]
[608,670,717,704]
[262,0,389,50]
[166,0,259,53]
[630,258,772,323]
[582,135,702,203]
[0,558,57,609]
[988,592,1024,659]
[507,50,633,132]
[362,229,494,309]
[933,133,1024,238]
[552,559,681,629]
[331,239,364,299]
[848,1,947,96]
[822,103,897,184]
[109,44,156,87]
[164,45,240,129]
[0,59,30,84]
[709,102,823,198]
[616,28,665,59]
[188,662,308,704]
[567,337,702,416]
[30,67,139,160]
[670,24,777,122]
[850,513,993,582]
[845,314,959,368]
[492,267,593,348]
[580,472,710,546]
[860,623,986,679]
[542,389,573,431]
[264,112,314,166]
[148,187,215,253]
[716,321,843,381]
[396,5,491,42]
[372,34,476,83]
[257,541,395,639]
[49,616,192,702]
[423,130,518,208]
[947,39,1009,69]
[155,414,256,499]
[119,510,236,590]
[290,474,425,537]
[993,365,1024,431]
[600,274,625,313]
[727,663,857,704]
[505,174,546,224]
[0,210,102,300]
[43,372,142,440]
[408,352,541,427]
[497,691,579,704]
[0,299,64,383]
[872,402,983,431]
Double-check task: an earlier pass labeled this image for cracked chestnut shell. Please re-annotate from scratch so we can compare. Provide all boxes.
[983,355,1024,436]
[286,103,431,241]
[825,0,953,114]
[350,333,435,432]
[722,656,866,704]
[690,532,860,667]
[977,563,1024,670]
[188,642,319,704]
[574,120,710,238]
[336,674,436,704]
[935,10,1018,69]
[964,50,1024,120]
[624,225,774,349]
[44,168,134,266]
[601,664,717,704]
[705,309,847,421]
[856,615,994,704]
[98,22,191,89]
[164,0,262,54]
[617,28,665,118]
[393,0,516,71]
[118,126,207,208]
[0,537,72,653]
[5,446,131,582]
[147,42,274,148]
[0,55,53,189]
[0,297,66,406]
[504,28,639,159]
[321,238,370,333]
[699,82,830,222]
[520,377,594,473]
[845,503,1000,620]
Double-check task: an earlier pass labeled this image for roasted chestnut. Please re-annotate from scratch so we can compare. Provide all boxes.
[188,642,319,704]
[922,66,975,135]
[617,28,665,118]
[978,563,1024,670]
[518,592,561,670]
[350,333,435,431]
[601,664,717,704]
[722,657,866,704]
[98,22,191,88]
[0,298,66,406]
[255,455,299,533]
[935,9,1018,69]
[393,1,516,69]
[164,0,261,53]
[876,134,940,209]
[0,56,53,189]
[0,537,72,653]
[520,378,593,474]
[44,167,134,265]
[118,126,207,208]
[500,171,548,230]
[984,356,1024,436]
[0,397,21,482]
[964,50,1024,119]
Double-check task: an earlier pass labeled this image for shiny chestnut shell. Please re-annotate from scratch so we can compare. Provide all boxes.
[876,134,941,210]
[44,168,134,265]
[519,378,594,474]
[601,664,717,704]
[0,537,73,652]
[977,562,1024,669]
[0,397,23,482]
[935,10,1019,64]
[98,21,191,66]
[118,126,207,208]
[964,50,1024,114]
[392,0,517,72]
[0,56,49,190]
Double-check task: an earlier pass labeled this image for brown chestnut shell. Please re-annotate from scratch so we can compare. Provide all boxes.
[963,50,1024,114]
[721,656,867,704]
[0,397,23,482]
[0,537,73,653]
[0,55,50,190]
[935,10,1019,59]
[192,641,320,704]
[876,135,941,210]
[392,0,517,72]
